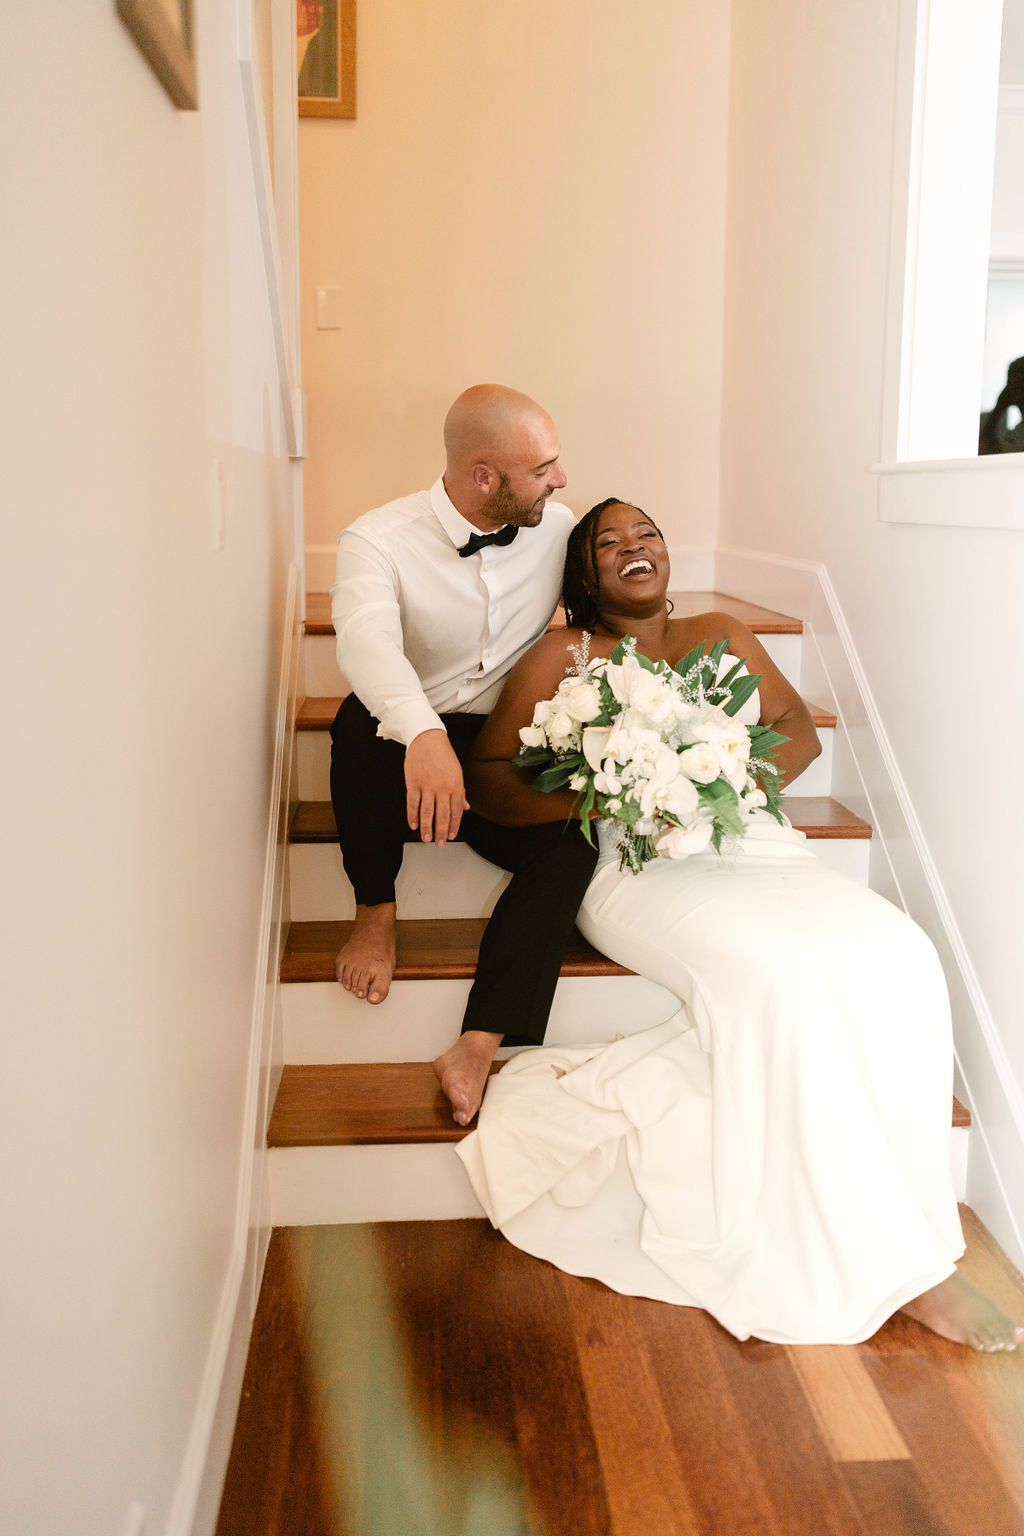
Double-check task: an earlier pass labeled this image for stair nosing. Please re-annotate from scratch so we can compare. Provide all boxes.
[267,1061,972,1148]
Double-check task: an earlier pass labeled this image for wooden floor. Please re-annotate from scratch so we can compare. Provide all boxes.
[216,1209,1024,1536]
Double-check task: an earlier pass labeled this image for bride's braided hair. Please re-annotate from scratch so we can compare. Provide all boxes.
[562,498,664,629]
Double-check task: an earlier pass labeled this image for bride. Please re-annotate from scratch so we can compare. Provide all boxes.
[447,497,1022,1351]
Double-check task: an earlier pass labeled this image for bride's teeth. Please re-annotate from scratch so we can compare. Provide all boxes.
[621,559,652,576]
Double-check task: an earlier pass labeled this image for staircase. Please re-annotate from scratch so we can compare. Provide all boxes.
[266,593,970,1225]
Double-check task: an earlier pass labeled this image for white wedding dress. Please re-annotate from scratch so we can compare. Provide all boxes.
[457,677,964,1345]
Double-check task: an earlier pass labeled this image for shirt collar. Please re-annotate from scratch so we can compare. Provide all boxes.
[430,476,500,551]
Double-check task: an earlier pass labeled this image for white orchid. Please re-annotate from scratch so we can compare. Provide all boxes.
[654,817,715,860]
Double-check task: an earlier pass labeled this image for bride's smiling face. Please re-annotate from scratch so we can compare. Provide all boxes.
[589,502,669,610]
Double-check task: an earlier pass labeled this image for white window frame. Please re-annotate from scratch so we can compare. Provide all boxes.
[873,0,1024,528]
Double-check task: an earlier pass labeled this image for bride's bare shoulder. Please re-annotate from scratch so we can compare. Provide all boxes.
[671,610,755,651]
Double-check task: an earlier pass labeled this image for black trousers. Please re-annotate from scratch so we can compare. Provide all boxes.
[330,694,598,1046]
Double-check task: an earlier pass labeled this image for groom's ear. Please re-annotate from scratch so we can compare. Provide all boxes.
[471,461,496,494]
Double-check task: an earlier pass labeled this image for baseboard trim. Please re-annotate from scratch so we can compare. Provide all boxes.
[305,543,337,591]
[171,562,302,1536]
[716,547,1024,1271]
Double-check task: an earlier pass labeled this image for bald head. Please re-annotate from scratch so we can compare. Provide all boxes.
[442,384,567,531]
[444,385,551,466]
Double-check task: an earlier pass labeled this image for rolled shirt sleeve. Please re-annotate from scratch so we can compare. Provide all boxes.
[331,531,445,746]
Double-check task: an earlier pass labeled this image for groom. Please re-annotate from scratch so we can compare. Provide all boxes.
[329,384,598,1123]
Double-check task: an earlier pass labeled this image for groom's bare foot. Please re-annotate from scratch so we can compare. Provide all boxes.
[900,1271,1024,1352]
[335,903,397,1004]
[433,1030,503,1126]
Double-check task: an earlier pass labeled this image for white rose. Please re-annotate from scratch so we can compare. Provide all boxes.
[677,742,720,784]
[546,709,576,750]
[519,724,547,748]
[655,818,714,860]
[557,679,603,722]
[532,699,553,726]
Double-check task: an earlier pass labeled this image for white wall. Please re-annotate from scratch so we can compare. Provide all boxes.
[0,4,296,1534]
[721,0,1024,1260]
[298,0,732,585]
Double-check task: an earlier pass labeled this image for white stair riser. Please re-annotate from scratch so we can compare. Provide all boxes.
[282,973,682,1064]
[299,722,835,801]
[302,630,805,700]
[287,828,869,921]
[268,1127,970,1226]
[267,1143,485,1225]
[784,734,833,796]
[288,841,509,921]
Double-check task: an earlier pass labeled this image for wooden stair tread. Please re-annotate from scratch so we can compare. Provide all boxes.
[267,1061,495,1146]
[268,1060,972,1147]
[297,695,838,731]
[281,917,630,983]
[289,794,872,843]
[304,589,805,638]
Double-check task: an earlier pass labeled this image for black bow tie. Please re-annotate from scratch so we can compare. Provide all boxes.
[458,524,519,558]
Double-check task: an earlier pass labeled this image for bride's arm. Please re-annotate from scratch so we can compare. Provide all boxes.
[707,614,822,786]
[468,631,593,827]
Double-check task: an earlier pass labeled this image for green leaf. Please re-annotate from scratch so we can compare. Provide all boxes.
[704,638,729,676]
[722,671,762,717]
[513,746,555,771]
[699,778,746,834]
[748,725,789,755]
[532,759,585,792]
[673,641,705,679]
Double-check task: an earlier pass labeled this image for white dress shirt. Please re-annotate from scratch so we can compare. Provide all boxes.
[331,477,574,746]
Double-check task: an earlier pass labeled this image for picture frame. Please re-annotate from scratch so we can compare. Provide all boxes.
[298,0,356,119]
[116,0,198,110]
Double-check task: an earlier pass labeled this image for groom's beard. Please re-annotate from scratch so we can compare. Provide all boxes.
[483,472,548,529]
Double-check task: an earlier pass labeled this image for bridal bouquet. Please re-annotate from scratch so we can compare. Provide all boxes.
[514,636,789,873]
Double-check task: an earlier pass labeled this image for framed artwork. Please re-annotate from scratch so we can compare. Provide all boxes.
[298,0,356,119]
[116,0,198,110]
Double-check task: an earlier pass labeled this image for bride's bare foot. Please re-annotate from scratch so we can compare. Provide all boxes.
[433,1030,503,1126]
[335,903,397,1004]
[900,1271,1024,1352]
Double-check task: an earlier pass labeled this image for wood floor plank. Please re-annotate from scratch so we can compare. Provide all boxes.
[217,1228,340,1536]
[555,1274,703,1535]
[280,917,630,983]
[219,1215,1024,1536]
[786,1346,911,1461]
[376,1220,611,1535]
[837,1461,954,1536]
[681,1329,871,1535]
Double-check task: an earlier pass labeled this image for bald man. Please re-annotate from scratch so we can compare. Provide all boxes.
[329,386,598,1124]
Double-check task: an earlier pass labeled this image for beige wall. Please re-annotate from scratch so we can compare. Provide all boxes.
[0,4,296,1534]
[299,0,731,580]
[721,0,1024,1259]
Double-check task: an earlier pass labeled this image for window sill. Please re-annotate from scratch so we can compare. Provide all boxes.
[871,453,1024,530]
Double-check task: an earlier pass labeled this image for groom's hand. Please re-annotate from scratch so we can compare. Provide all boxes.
[405,729,469,846]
